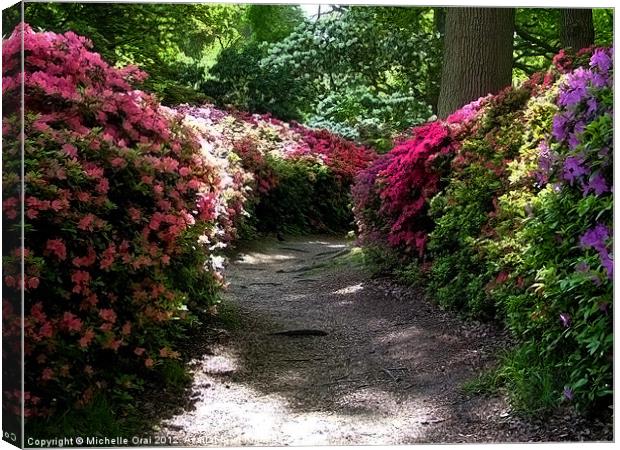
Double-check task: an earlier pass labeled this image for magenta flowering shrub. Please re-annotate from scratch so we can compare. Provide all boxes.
[2,25,238,418]
[352,97,485,258]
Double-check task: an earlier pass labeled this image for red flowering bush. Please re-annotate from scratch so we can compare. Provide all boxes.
[353,98,485,258]
[2,24,239,418]
[287,124,377,184]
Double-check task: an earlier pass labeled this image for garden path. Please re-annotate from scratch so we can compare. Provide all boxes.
[157,236,606,444]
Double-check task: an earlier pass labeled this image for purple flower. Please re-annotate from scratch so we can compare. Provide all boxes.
[591,72,608,88]
[552,115,569,142]
[559,313,571,327]
[562,156,588,183]
[582,173,609,196]
[574,120,586,134]
[590,48,612,73]
[567,132,581,150]
[563,387,574,401]
[586,98,598,116]
[580,224,610,253]
[598,302,609,314]
[536,142,556,185]
[580,224,614,280]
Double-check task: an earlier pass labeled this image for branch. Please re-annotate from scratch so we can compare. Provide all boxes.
[514,25,560,54]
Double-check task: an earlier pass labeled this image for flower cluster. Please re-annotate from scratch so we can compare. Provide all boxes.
[352,95,486,257]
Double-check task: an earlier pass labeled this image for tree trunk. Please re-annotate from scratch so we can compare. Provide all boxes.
[560,9,594,51]
[437,7,515,118]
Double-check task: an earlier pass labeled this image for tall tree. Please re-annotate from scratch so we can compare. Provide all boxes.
[437,7,515,118]
[560,8,594,51]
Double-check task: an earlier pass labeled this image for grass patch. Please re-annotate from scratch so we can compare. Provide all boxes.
[462,367,503,396]
[215,300,243,330]
[498,343,562,416]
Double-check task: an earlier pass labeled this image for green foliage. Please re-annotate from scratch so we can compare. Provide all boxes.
[306,86,431,152]
[25,394,144,440]
[205,6,440,147]
[260,6,440,146]
[13,2,249,103]
[497,342,563,414]
[428,86,534,318]
[246,4,305,43]
[254,157,351,234]
[202,42,307,120]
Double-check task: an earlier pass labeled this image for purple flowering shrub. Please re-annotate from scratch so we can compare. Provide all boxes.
[489,48,613,412]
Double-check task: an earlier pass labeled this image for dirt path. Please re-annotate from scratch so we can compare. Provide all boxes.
[158,235,610,445]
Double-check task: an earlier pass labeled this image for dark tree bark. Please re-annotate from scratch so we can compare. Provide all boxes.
[560,9,594,51]
[437,7,515,118]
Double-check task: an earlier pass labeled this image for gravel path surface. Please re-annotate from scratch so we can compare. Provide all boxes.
[158,235,612,445]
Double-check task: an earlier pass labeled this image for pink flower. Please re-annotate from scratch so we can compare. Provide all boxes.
[134,347,146,356]
[128,207,142,222]
[62,143,78,158]
[72,246,96,267]
[3,197,18,219]
[45,239,67,261]
[100,244,116,270]
[103,338,122,351]
[79,328,95,348]
[71,270,91,284]
[4,275,16,288]
[27,277,40,290]
[96,178,109,194]
[111,157,126,168]
[39,322,53,338]
[77,213,96,231]
[62,311,82,332]
[41,368,54,381]
[99,308,117,323]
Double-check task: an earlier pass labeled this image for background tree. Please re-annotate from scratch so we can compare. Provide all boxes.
[438,7,515,118]
[512,8,611,79]
[560,9,595,51]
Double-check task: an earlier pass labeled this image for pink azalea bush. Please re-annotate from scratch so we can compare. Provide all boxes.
[2,24,242,418]
[352,96,486,258]
[175,105,376,234]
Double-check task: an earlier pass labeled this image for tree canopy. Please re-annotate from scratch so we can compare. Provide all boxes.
[5,2,613,148]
